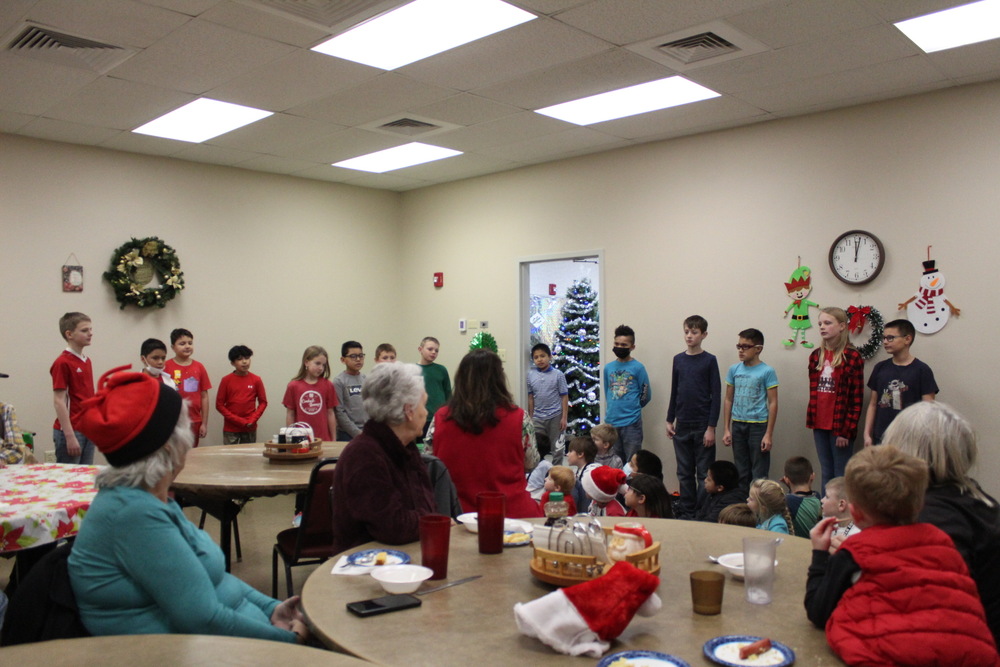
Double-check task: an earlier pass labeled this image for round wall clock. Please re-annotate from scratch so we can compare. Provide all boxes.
[829,230,885,285]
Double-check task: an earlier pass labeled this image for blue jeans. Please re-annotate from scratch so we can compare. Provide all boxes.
[813,429,855,495]
[613,420,643,466]
[731,421,768,491]
[53,429,95,464]
[673,422,716,519]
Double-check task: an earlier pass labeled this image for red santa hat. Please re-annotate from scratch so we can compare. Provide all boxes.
[514,561,661,657]
[583,466,627,504]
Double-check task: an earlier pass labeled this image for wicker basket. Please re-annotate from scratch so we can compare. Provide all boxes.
[529,539,661,587]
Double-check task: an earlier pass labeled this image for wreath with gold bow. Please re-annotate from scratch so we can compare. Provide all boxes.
[103,237,184,309]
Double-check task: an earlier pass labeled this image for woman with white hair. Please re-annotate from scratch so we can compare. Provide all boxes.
[330,362,436,554]
[68,367,308,643]
[882,401,1000,644]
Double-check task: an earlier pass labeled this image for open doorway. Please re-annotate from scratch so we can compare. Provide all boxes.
[519,253,602,437]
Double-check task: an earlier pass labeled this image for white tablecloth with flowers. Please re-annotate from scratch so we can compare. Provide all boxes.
[0,463,99,553]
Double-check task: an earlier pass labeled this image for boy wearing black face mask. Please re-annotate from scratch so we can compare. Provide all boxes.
[603,324,651,465]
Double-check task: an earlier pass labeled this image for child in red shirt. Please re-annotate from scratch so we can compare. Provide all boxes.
[51,312,95,463]
[282,346,338,442]
[165,328,211,447]
[216,345,267,444]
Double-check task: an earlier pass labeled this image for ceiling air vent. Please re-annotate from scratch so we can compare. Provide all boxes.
[378,118,441,136]
[4,23,137,73]
[656,32,739,65]
[627,21,769,72]
[361,114,462,138]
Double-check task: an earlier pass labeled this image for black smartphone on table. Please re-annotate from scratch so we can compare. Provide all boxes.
[346,594,422,617]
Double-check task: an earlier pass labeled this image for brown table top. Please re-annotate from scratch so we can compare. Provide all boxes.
[301,517,841,666]
[171,442,346,499]
[0,634,366,666]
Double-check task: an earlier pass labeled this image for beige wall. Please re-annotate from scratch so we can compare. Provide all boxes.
[2,80,996,489]
[399,80,1000,487]
[0,135,401,454]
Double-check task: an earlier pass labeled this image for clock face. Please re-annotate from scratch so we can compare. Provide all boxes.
[829,230,885,285]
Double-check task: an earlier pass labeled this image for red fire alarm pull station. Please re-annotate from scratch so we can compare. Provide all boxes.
[548,283,557,296]
[433,272,444,288]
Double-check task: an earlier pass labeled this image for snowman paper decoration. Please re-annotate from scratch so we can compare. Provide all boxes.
[898,250,961,334]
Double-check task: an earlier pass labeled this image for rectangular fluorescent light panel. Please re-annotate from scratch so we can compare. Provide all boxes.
[333,142,462,173]
[535,76,721,126]
[311,0,536,70]
[895,0,1000,53]
[133,99,272,143]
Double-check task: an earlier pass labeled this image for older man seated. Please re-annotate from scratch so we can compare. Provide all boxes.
[331,362,437,554]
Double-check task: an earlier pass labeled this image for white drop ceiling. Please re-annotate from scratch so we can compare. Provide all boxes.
[2,0,998,191]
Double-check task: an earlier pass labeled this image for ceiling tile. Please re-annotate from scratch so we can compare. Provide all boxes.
[110,18,296,93]
[856,0,971,23]
[429,110,571,152]
[42,77,195,129]
[0,109,35,133]
[207,50,380,111]
[512,0,592,15]
[206,112,345,154]
[172,141,261,164]
[486,126,627,162]
[198,0,329,47]
[18,117,122,144]
[389,152,522,181]
[0,0,38,37]
[336,171,430,191]
[137,0,223,15]
[279,127,405,163]
[98,130,190,156]
[287,73,457,127]
[399,17,611,91]
[410,93,522,127]
[0,52,100,115]
[231,154,323,174]
[926,40,1000,81]
[727,0,880,50]
[735,55,948,114]
[474,47,672,110]
[554,0,776,45]
[689,23,920,94]
[26,0,191,48]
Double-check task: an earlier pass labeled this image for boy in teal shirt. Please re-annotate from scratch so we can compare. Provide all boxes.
[603,324,651,465]
[723,328,778,490]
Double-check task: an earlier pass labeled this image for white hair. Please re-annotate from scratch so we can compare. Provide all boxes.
[362,362,425,424]
[96,406,194,490]
[883,401,994,506]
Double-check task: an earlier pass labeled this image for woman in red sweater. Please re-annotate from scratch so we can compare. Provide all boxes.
[432,349,542,518]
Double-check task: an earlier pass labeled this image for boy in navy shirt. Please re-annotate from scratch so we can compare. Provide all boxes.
[665,315,721,519]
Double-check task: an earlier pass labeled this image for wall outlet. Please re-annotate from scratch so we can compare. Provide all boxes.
[44,450,57,463]
[479,320,489,329]
[498,348,506,362]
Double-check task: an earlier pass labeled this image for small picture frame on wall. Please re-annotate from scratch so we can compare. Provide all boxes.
[63,254,84,292]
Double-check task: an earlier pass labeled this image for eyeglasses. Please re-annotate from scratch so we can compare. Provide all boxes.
[345,354,366,360]
[883,335,905,342]
[735,344,761,351]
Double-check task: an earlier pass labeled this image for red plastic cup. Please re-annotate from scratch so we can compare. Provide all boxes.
[476,492,505,554]
[419,514,451,580]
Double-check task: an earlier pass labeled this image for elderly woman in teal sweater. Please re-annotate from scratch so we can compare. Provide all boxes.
[68,367,308,643]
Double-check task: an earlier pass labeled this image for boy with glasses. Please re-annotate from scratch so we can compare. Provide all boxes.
[862,319,938,447]
[723,328,779,490]
[334,341,368,441]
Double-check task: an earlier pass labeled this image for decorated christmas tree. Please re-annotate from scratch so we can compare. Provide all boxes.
[552,278,601,436]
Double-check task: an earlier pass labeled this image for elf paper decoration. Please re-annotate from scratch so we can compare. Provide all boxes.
[783,264,818,348]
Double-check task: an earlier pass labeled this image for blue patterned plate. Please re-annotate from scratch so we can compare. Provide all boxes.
[597,650,691,666]
[703,635,795,666]
[346,549,410,566]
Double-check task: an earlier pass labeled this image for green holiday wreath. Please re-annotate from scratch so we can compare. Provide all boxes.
[469,331,498,353]
[103,237,184,309]
[847,305,884,359]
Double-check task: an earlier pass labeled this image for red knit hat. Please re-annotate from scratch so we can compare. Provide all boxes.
[583,466,627,503]
[77,365,183,467]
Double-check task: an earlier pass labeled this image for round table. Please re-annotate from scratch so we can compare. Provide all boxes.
[301,518,841,665]
[171,442,346,570]
[0,464,98,553]
[0,634,367,666]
